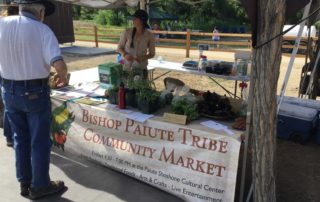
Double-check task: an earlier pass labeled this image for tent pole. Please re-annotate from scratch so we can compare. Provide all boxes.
[277,2,311,111]
[239,72,254,202]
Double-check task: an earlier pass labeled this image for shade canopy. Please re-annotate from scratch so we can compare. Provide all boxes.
[54,0,139,9]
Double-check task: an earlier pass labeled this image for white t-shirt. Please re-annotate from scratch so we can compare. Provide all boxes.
[0,12,62,80]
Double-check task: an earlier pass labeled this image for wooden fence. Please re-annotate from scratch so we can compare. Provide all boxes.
[74,25,314,57]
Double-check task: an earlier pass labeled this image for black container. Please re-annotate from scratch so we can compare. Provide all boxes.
[107,89,118,104]
[125,88,137,108]
[137,97,158,114]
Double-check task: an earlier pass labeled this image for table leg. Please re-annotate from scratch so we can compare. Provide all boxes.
[208,77,241,99]
[234,80,238,99]
[150,71,172,82]
[148,70,154,81]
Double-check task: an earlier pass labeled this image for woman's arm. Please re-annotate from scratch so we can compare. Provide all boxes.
[146,34,156,59]
[118,30,134,61]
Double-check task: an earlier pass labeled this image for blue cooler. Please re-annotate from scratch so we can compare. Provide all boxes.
[280,96,320,144]
[277,103,318,143]
[281,96,320,109]
[316,113,320,144]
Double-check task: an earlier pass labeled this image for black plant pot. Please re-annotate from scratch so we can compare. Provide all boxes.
[137,97,158,114]
[108,89,118,104]
[125,88,137,108]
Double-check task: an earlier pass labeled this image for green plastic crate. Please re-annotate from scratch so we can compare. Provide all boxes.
[98,62,122,89]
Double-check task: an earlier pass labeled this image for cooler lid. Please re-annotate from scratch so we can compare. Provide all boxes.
[279,103,318,121]
[281,96,320,110]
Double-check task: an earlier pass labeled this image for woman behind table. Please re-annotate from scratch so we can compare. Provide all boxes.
[118,9,155,80]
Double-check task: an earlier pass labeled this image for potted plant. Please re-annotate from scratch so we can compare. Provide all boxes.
[137,88,160,114]
[106,85,119,104]
[122,68,144,108]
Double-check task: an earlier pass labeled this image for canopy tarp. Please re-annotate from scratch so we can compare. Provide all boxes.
[55,0,139,9]
[149,7,178,21]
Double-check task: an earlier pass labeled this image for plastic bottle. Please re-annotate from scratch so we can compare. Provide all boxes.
[237,59,248,76]
[200,55,208,72]
[118,82,126,109]
[117,53,121,63]
[117,53,124,65]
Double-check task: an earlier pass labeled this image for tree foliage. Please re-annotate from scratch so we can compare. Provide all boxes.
[153,0,249,31]
[73,0,250,31]
[94,8,129,26]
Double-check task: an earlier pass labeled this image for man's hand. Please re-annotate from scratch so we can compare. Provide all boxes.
[52,59,68,88]
[53,73,68,88]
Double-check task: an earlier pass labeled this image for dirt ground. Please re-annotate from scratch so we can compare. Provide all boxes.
[63,41,320,202]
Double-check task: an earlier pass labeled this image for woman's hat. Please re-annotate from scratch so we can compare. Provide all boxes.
[132,9,149,28]
[13,0,55,16]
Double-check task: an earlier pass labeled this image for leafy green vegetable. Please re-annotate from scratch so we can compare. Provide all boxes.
[171,98,199,121]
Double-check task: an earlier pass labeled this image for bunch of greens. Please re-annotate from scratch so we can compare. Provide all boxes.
[122,68,144,89]
[137,88,160,103]
[171,98,199,121]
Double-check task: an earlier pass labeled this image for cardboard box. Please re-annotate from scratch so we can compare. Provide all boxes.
[98,62,122,89]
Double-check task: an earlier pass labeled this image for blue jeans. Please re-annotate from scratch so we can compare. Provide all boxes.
[1,81,52,188]
[0,87,13,142]
[4,111,13,142]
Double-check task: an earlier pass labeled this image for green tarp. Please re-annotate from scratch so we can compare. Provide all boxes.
[149,7,178,21]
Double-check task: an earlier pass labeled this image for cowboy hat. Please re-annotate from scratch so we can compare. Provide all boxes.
[13,0,55,17]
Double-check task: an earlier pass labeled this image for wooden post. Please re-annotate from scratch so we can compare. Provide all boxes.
[94,25,98,48]
[250,0,286,201]
[186,29,191,58]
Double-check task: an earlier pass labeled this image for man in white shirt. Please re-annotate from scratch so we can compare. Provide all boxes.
[0,0,67,199]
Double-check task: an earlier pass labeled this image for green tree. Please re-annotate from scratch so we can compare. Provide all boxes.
[94,9,128,26]
[151,0,249,32]
[73,0,250,30]
[94,10,111,25]
[80,6,95,20]
[72,5,81,20]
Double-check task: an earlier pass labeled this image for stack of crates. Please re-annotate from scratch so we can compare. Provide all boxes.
[279,96,320,144]
[98,62,122,89]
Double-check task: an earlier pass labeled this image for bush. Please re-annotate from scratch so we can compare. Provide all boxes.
[94,10,111,25]
[109,11,124,26]
[79,7,95,20]
[94,10,125,26]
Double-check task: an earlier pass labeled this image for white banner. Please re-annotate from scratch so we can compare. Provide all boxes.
[51,99,241,202]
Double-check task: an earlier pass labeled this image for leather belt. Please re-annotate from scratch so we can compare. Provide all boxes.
[1,78,49,86]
